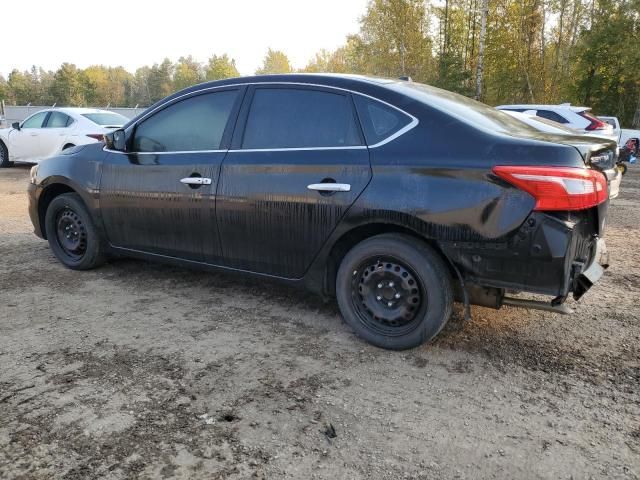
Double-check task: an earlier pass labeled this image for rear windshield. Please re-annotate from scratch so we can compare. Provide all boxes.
[528,115,579,134]
[393,81,540,135]
[82,112,128,126]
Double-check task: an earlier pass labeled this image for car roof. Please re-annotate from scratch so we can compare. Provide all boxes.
[496,104,589,113]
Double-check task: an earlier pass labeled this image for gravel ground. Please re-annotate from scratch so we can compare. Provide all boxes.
[0,164,638,480]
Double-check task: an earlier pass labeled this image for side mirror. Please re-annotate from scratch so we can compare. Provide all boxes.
[104,129,127,152]
[11,122,21,130]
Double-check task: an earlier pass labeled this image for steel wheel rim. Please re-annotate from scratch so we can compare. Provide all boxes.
[350,256,427,337]
[55,207,87,260]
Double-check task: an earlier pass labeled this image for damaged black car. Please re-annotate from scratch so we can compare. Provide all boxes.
[27,74,613,350]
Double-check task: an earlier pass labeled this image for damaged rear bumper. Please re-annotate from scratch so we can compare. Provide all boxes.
[443,208,608,311]
[573,237,608,300]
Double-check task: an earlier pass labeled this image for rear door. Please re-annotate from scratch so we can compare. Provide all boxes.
[41,111,74,157]
[99,87,243,263]
[216,85,371,278]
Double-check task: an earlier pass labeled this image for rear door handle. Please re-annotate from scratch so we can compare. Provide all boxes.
[180,177,212,185]
[307,183,351,192]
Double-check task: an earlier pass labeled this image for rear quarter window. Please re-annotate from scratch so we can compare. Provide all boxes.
[353,95,413,146]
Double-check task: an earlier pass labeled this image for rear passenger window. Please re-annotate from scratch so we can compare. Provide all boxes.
[133,90,238,152]
[536,110,569,124]
[241,88,362,149]
[46,112,72,128]
[354,95,413,146]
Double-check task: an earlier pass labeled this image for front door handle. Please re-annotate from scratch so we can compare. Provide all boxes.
[307,183,351,192]
[180,177,212,185]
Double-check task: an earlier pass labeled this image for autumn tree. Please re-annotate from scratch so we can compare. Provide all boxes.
[173,56,203,91]
[205,54,240,80]
[256,49,293,74]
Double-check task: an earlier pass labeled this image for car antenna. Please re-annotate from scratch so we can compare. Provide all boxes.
[399,76,412,82]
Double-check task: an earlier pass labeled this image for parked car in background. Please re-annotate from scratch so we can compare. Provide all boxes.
[496,103,617,142]
[28,75,612,350]
[598,116,621,142]
[0,108,128,167]
[502,110,584,135]
[503,109,622,198]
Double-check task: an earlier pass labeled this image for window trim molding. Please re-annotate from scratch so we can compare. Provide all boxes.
[104,81,418,155]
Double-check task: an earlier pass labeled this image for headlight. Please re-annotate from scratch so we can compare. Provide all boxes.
[29,165,38,185]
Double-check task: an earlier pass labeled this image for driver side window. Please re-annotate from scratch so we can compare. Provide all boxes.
[22,112,48,129]
[132,90,238,153]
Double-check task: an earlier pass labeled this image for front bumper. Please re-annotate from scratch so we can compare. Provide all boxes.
[27,183,45,239]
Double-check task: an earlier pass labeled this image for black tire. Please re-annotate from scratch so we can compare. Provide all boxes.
[0,141,13,168]
[44,193,106,270]
[62,144,76,151]
[336,233,453,350]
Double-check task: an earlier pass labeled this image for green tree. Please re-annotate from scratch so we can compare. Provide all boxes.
[173,56,203,91]
[6,70,33,104]
[357,0,433,80]
[147,58,175,103]
[50,63,87,105]
[569,0,640,126]
[205,54,240,80]
[256,49,293,74]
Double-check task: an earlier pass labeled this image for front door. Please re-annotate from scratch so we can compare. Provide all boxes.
[99,87,242,263]
[9,111,49,162]
[216,85,371,278]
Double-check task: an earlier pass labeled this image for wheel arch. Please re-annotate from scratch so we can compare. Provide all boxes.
[315,221,455,297]
[37,179,95,240]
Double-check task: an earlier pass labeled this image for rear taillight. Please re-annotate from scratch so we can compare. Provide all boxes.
[86,134,104,141]
[579,112,609,131]
[492,166,608,211]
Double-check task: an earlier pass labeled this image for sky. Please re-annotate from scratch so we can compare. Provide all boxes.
[1,0,370,77]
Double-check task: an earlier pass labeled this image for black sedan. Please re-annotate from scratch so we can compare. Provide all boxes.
[27,74,612,349]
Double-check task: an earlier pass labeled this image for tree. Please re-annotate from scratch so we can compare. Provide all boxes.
[173,56,203,91]
[147,58,174,103]
[6,70,33,104]
[205,54,240,80]
[0,75,7,102]
[475,0,488,100]
[255,49,292,74]
[50,63,87,105]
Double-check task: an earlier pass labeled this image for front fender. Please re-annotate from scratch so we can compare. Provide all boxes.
[31,144,107,237]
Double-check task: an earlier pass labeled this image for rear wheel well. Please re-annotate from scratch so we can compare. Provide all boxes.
[38,184,76,239]
[62,143,76,150]
[324,223,454,296]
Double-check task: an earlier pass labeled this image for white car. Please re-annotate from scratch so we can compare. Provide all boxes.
[0,108,129,167]
[502,110,586,135]
[598,116,621,142]
[501,110,622,199]
[496,103,617,142]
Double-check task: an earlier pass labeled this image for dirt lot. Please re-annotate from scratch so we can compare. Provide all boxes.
[0,164,638,480]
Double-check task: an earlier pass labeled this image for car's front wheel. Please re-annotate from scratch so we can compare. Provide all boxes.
[44,193,106,270]
[336,233,453,350]
[0,141,13,168]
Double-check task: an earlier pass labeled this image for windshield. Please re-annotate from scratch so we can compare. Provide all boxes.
[393,81,542,136]
[82,112,128,126]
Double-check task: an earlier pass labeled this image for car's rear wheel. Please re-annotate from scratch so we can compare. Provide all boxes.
[0,141,13,168]
[44,193,105,270]
[336,233,453,350]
